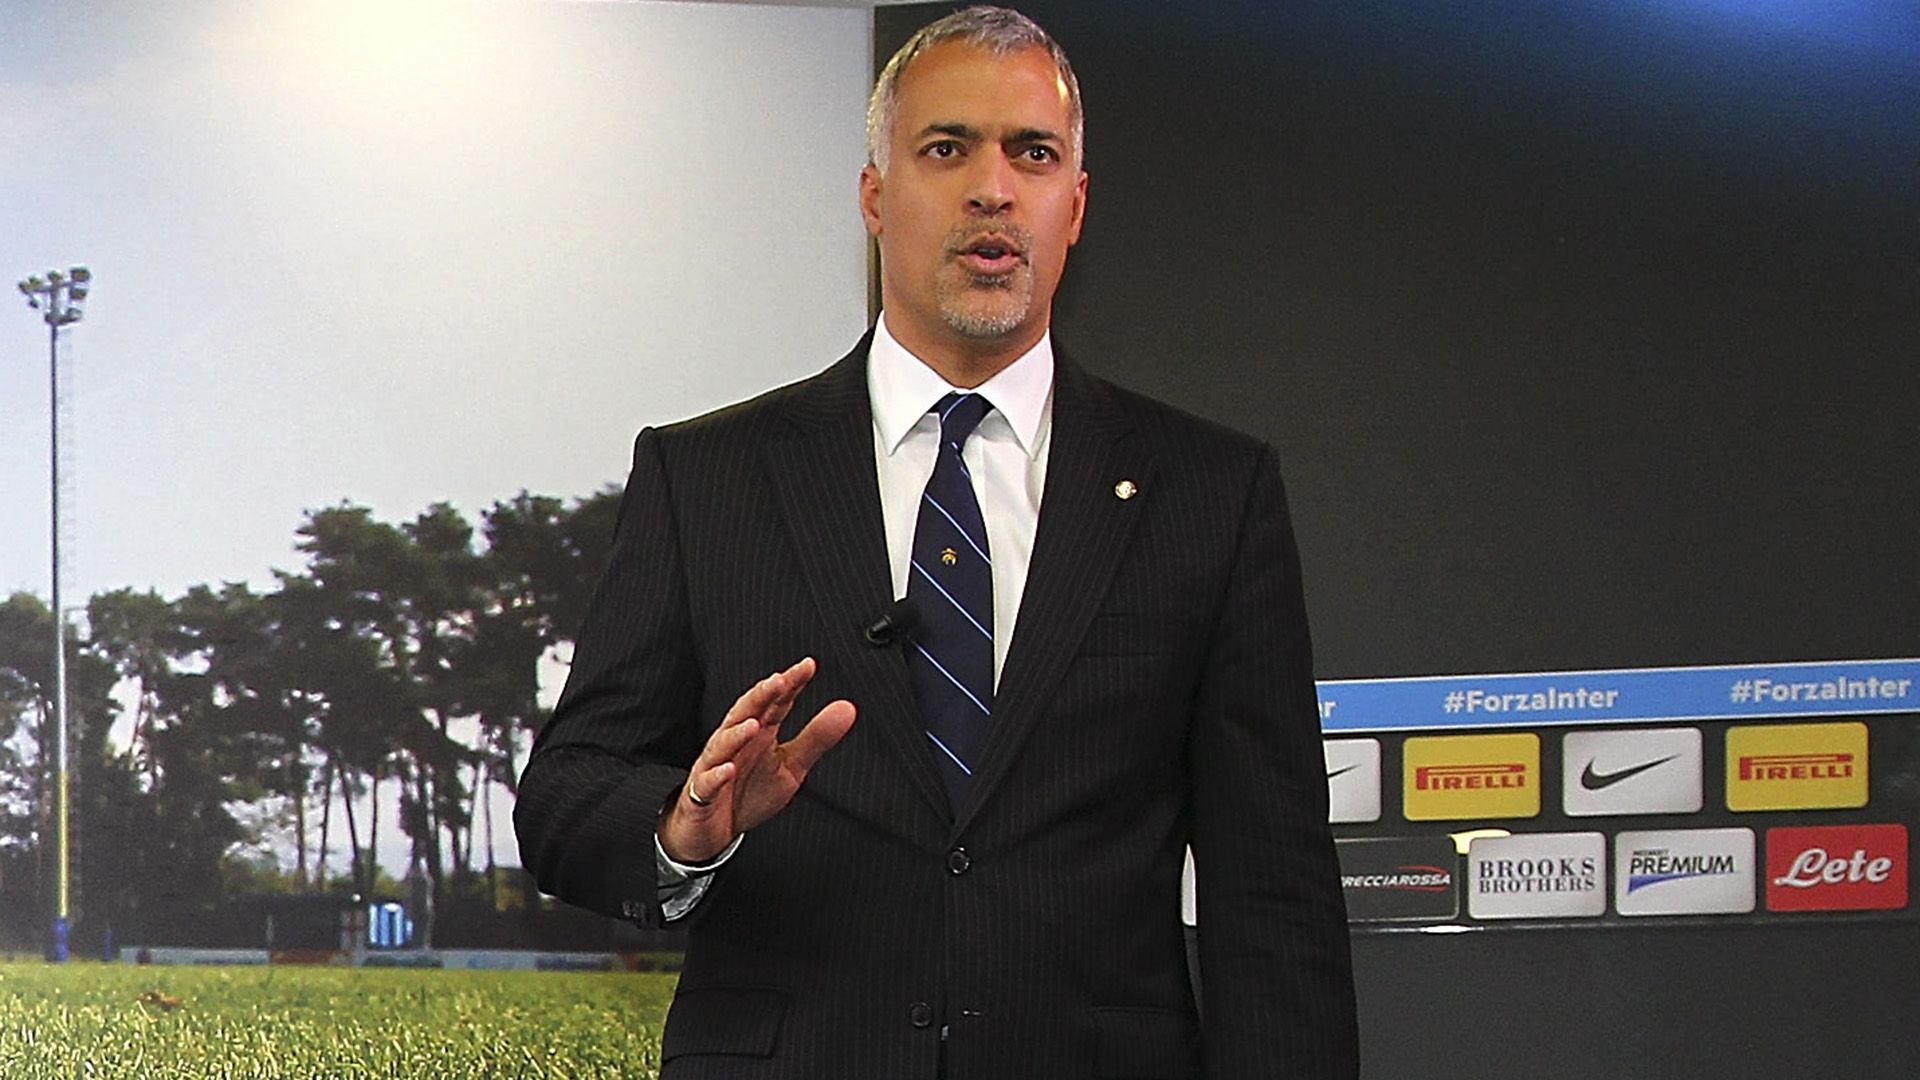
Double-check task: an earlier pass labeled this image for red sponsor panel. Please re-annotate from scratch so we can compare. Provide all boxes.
[1765,824,1908,912]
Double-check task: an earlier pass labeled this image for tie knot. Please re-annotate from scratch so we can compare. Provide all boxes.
[934,392,992,447]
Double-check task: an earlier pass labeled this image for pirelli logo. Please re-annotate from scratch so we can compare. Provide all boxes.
[1726,722,1868,811]
[1403,733,1539,821]
[1737,753,1853,781]
[1414,763,1527,790]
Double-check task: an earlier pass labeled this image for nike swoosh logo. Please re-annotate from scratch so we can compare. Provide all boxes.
[1326,764,1359,780]
[1580,754,1678,791]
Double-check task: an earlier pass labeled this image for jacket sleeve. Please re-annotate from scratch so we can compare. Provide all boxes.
[514,427,705,927]
[1189,443,1360,1078]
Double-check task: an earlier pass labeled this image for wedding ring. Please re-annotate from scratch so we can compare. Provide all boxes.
[687,784,712,808]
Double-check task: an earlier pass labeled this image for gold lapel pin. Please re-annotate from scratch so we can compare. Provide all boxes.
[1114,479,1138,500]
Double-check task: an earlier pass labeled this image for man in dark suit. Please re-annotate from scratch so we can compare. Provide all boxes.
[515,7,1357,1078]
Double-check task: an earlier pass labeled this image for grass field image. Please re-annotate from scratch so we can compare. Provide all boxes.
[0,963,675,1079]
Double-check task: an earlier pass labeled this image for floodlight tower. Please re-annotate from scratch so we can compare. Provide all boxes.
[16,265,89,963]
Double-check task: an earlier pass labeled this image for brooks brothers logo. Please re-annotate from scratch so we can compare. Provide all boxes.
[1466,832,1605,919]
[1766,824,1909,912]
[1614,829,1755,916]
[1725,722,1868,811]
[1403,733,1539,821]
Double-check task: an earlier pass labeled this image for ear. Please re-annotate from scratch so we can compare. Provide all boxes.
[859,163,884,238]
[1067,168,1088,246]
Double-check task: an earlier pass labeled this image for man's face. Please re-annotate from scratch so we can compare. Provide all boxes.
[860,41,1086,355]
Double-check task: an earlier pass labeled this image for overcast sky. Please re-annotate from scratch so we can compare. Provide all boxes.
[1,0,873,876]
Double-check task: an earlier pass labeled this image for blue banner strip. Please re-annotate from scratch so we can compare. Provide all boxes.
[1315,658,1920,733]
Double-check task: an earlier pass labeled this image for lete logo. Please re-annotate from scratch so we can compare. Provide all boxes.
[1766,824,1908,912]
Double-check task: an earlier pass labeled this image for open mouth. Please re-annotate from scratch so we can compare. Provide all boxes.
[954,234,1025,276]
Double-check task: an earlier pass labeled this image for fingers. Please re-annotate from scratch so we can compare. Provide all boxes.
[720,657,818,732]
[780,699,858,777]
[685,718,759,806]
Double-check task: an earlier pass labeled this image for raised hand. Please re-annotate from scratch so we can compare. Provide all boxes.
[657,657,857,864]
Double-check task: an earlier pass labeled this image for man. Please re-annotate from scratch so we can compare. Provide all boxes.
[515,7,1358,1078]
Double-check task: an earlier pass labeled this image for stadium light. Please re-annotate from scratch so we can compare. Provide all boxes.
[15,264,91,963]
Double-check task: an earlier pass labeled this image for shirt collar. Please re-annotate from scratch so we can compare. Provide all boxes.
[868,311,1054,458]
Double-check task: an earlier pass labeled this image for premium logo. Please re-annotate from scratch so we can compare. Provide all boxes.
[1336,836,1459,921]
[1614,829,1755,916]
[1766,824,1909,912]
[1323,738,1381,824]
[1563,728,1702,817]
[1403,733,1540,821]
[1725,723,1868,811]
[1466,832,1605,919]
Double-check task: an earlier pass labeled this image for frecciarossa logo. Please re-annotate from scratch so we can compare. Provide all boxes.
[1766,825,1908,912]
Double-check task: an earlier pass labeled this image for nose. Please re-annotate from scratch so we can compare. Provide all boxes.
[964,150,1016,216]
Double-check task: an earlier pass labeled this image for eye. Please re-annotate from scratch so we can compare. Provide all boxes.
[923,140,963,160]
[1020,145,1059,165]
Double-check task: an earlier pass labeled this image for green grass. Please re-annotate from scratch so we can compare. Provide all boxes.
[0,962,675,1079]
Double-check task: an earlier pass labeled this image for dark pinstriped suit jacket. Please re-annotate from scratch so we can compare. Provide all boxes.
[514,334,1358,1079]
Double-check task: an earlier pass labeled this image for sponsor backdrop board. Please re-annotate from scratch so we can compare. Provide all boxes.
[1312,658,1913,930]
[962,2,1920,1073]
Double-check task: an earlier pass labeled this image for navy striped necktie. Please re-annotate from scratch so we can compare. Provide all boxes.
[907,392,995,811]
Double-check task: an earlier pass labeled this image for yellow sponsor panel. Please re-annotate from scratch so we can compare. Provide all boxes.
[1403,733,1540,821]
[1726,722,1868,811]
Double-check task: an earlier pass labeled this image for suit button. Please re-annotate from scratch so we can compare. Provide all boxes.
[947,847,971,875]
[909,1002,933,1028]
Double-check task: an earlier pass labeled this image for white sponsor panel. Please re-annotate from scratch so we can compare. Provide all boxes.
[1615,828,1756,916]
[1467,832,1606,919]
[1562,728,1703,817]
[1324,738,1382,824]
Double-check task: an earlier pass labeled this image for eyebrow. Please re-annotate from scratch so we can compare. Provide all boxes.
[914,123,1065,147]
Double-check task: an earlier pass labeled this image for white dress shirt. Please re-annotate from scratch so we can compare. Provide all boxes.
[866,311,1054,686]
[655,315,1057,919]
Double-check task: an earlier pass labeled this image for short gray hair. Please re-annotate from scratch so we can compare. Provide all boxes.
[866,5,1084,174]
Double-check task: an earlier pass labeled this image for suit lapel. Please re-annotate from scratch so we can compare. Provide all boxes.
[954,353,1150,835]
[766,337,950,818]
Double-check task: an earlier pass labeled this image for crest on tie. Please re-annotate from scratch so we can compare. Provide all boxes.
[941,547,958,566]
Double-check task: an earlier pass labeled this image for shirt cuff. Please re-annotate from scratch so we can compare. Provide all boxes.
[654,832,742,923]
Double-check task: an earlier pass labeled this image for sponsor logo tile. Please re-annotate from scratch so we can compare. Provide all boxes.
[1324,738,1382,824]
[1335,836,1459,922]
[1403,733,1540,821]
[1615,828,1755,916]
[1766,824,1908,912]
[1563,728,1702,817]
[1467,832,1605,919]
[1725,722,1868,811]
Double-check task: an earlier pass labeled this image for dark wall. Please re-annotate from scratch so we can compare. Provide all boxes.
[879,5,1918,1078]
